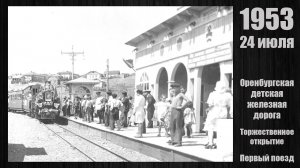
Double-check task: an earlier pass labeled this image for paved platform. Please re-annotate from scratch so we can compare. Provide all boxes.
[59,115,233,162]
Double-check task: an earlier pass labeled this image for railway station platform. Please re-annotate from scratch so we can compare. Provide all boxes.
[59,115,233,162]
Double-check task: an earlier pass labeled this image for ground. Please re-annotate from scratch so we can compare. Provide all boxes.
[8,112,159,162]
[8,112,91,162]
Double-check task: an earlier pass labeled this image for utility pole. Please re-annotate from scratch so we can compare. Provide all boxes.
[106,59,109,92]
[61,45,84,80]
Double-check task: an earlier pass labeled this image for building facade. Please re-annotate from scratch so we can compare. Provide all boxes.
[23,73,48,84]
[103,70,121,78]
[82,71,104,80]
[57,71,80,81]
[126,6,233,132]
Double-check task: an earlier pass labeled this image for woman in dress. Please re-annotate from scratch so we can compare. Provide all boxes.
[203,81,233,149]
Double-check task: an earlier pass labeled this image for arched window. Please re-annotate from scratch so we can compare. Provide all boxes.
[177,37,182,51]
[140,72,149,91]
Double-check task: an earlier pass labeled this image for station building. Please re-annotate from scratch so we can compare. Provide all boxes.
[64,77,100,101]
[126,6,233,132]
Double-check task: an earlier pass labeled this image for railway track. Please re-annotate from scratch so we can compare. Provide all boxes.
[41,121,130,162]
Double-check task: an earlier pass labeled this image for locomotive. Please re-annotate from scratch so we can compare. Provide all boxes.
[34,81,60,121]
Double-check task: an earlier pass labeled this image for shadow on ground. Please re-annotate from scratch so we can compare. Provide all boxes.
[8,143,47,162]
[54,116,68,125]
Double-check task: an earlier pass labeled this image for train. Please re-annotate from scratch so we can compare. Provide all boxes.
[8,82,60,121]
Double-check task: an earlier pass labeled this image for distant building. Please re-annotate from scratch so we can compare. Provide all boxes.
[22,72,48,84]
[108,74,135,97]
[11,75,23,84]
[120,73,130,78]
[47,75,63,87]
[103,70,120,78]
[57,71,80,81]
[93,80,107,94]
[82,71,104,80]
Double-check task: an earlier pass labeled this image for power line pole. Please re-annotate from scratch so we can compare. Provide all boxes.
[61,45,84,80]
[106,59,109,92]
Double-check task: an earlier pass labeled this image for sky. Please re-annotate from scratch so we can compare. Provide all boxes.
[8,6,180,76]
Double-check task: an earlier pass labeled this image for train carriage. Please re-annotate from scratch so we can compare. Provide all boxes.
[8,90,23,112]
[8,83,41,113]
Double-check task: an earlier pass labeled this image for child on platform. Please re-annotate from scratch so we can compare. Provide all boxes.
[154,95,169,137]
[183,101,196,138]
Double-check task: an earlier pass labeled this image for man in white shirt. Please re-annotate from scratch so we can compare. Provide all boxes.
[133,89,146,138]
[95,91,104,124]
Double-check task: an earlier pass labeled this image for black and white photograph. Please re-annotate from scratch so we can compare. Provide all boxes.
[8,6,233,162]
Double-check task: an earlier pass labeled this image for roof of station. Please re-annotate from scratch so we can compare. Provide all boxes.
[125,6,207,47]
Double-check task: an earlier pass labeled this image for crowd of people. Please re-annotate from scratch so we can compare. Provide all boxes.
[61,90,132,128]
[60,80,232,149]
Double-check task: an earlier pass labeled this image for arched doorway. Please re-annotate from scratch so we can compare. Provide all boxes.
[171,63,188,89]
[199,63,220,130]
[156,67,168,99]
[75,86,91,98]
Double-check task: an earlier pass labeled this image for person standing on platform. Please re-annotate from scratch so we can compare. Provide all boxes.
[154,94,169,137]
[104,90,113,127]
[66,97,72,117]
[81,95,88,121]
[109,93,123,130]
[127,96,134,126]
[101,98,108,124]
[164,88,175,137]
[143,90,156,128]
[86,95,94,123]
[78,97,83,118]
[133,89,146,138]
[168,83,190,147]
[179,86,189,137]
[203,81,232,149]
[95,92,104,124]
[62,97,67,116]
[90,97,95,122]
[183,101,196,138]
[120,91,130,128]
[73,96,81,119]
